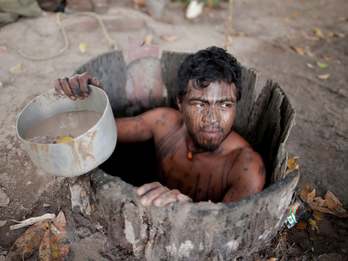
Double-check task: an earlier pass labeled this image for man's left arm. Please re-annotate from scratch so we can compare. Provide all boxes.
[223,148,265,203]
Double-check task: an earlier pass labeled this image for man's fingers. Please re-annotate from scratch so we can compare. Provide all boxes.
[59,78,75,100]
[153,190,180,207]
[78,73,91,97]
[140,186,168,206]
[54,79,64,95]
[89,77,102,88]
[177,194,192,202]
[69,76,83,99]
[136,182,162,196]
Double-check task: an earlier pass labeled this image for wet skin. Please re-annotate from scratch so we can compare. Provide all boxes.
[55,73,265,206]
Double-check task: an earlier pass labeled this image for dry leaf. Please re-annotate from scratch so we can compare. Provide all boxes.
[7,221,50,260]
[312,211,322,221]
[323,191,348,217]
[286,156,299,173]
[290,46,305,56]
[318,74,330,80]
[308,218,319,232]
[317,62,328,69]
[7,211,70,261]
[160,35,178,42]
[39,211,69,261]
[313,27,325,39]
[307,63,314,69]
[186,0,204,19]
[267,258,277,261]
[0,46,7,55]
[56,135,74,144]
[299,185,316,203]
[9,63,23,74]
[143,34,153,45]
[300,186,348,218]
[79,43,87,53]
[133,0,145,7]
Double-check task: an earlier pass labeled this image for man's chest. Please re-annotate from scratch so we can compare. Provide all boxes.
[157,144,232,202]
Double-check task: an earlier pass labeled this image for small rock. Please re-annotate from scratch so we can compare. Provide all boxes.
[0,188,10,207]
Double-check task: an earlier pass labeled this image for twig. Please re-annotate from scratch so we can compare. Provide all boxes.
[224,0,234,49]
[10,213,56,230]
[16,11,117,61]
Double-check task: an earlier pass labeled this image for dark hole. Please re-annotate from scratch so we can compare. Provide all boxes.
[99,139,160,187]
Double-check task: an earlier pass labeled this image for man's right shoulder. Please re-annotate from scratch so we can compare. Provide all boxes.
[146,107,182,129]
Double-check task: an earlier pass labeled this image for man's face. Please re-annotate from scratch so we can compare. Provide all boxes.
[179,80,237,151]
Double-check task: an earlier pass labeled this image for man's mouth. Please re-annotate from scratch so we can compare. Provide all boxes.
[200,128,222,133]
[200,129,222,139]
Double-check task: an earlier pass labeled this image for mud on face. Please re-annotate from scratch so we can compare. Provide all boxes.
[178,80,237,151]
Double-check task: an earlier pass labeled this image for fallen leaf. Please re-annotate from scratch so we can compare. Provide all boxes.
[308,218,319,232]
[79,43,87,53]
[307,63,314,69]
[235,31,247,37]
[286,156,299,173]
[326,32,344,38]
[323,191,348,217]
[338,17,348,22]
[143,34,153,45]
[160,35,178,42]
[133,0,145,7]
[318,74,330,80]
[313,27,325,39]
[300,186,348,218]
[312,211,322,221]
[7,221,49,260]
[7,211,70,261]
[317,61,328,69]
[0,220,7,227]
[299,185,316,203]
[56,135,74,144]
[39,211,69,261]
[9,63,23,74]
[267,258,277,261]
[290,46,305,55]
[207,0,220,8]
[186,0,204,19]
[0,46,7,55]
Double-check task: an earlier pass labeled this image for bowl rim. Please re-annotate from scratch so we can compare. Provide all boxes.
[16,85,111,145]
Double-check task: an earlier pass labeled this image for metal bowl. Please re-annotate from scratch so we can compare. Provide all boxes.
[16,86,117,177]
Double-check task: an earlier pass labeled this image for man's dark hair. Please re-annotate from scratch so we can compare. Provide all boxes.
[177,46,242,101]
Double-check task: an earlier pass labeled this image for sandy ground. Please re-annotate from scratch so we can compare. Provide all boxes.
[0,0,347,258]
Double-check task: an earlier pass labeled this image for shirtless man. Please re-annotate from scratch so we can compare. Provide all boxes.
[55,46,265,207]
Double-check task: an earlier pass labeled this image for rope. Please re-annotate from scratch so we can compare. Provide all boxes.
[16,11,117,61]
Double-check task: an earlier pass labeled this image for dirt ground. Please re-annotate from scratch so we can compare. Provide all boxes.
[0,0,347,259]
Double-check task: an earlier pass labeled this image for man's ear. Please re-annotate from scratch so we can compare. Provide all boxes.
[176,97,182,112]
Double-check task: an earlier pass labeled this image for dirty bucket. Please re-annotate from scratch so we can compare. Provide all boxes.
[16,86,117,177]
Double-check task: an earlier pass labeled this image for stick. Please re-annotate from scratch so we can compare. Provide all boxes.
[9,213,56,230]
[224,0,234,49]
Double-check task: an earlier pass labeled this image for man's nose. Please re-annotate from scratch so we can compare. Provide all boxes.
[205,107,219,124]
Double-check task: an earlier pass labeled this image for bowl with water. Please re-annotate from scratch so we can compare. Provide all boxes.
[16,86,117,177]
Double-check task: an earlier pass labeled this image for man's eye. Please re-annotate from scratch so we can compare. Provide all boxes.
[221,103,234,108]
[193,102,205,108]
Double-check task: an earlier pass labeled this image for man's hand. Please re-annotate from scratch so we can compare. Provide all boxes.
[136,182,191,207]
[54,72,102,100]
